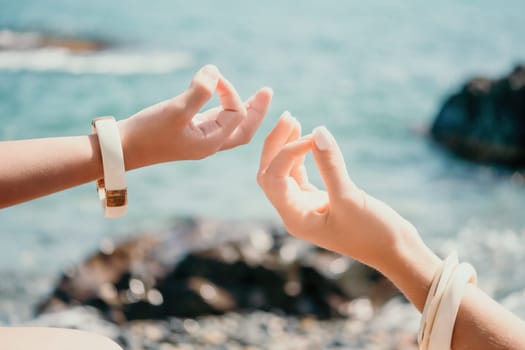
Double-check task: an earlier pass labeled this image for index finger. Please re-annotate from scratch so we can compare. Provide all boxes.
[259,136,314,214]
[264,136,313,180]
[258,112,300,174]
[218,87,274,151]
[217,77,247,115]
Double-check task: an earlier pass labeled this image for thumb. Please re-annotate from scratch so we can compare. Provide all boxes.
[312,126,357,200]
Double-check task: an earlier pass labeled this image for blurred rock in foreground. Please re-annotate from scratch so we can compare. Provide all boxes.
[37,218,399,323]
[431,64,525,166]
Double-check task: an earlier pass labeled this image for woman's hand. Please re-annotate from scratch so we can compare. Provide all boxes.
[0,64,271,208]
[119,64,273,170]
[257,115,525,350]
[257,113,429,272]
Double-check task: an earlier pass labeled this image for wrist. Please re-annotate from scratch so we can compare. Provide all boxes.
[376,225,441,312]
[117,119,155,171]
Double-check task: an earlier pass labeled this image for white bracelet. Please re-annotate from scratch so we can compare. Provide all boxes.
[418,258,444,345]
[92,116,127,218]
[427,262,477,350]
[419,252,458,349]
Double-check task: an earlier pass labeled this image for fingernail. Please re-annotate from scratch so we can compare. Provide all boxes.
[201,64,219,80]
[313,126,333,151]
[289,114,301,131]
[289,114,299,125]
[262,87,274,96]
[281,110,292,121]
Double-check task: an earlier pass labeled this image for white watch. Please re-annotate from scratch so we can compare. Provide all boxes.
[92,116,127,218]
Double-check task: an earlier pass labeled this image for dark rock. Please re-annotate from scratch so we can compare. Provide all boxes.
[37,218,398,322]
[431,64,525,166]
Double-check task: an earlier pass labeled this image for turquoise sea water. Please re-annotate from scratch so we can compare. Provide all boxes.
[1,0,525,322]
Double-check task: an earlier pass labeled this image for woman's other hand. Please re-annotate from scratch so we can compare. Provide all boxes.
[257,114,430,272]
[119,64,273,170]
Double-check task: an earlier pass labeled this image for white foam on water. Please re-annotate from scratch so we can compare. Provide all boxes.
[0,30,42,50]
[0,48,193,75]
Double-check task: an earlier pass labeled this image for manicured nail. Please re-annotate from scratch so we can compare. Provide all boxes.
[262,87,274,96]
[281,111,301,132]
[281,110,292,121]
[201,64,219,80]
[289,114,299,124]
[313,126,333,151]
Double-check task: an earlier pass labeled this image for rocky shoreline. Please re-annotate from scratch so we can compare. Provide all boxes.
[29,218,420,349]
[28,302,419,349]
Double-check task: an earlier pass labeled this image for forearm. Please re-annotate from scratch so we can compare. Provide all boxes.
[377,231,525,349]
[0,135,103,208]
[452,285,525,350]
[377,230,441,312]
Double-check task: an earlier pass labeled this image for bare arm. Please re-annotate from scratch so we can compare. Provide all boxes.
[385,231,525,349]
[0,135,103,208]
[257,115,525,350]
[0,64,273,209]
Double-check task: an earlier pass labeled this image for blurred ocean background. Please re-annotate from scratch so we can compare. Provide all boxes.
[1,0,524,324]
